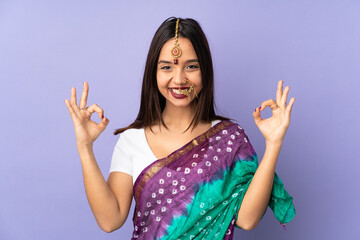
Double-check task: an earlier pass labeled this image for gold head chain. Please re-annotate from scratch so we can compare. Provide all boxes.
[171,18,198,101]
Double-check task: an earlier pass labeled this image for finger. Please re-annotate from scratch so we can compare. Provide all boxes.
[280,86,290,109]
[276,80,283,104]
[285,97,295,116]
[70,87,79,109]
[259,99,279,112]
[99,115,110,128]
[86,104,105,119]
[79,81,89,109]
[65,99,77,119]
[253,107,262,124]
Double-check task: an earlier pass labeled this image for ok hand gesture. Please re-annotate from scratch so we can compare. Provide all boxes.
[253,80,295,144]
[65,81,110,147]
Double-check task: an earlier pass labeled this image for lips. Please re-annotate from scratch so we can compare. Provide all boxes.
[169,87,191,90]
[169,88,189,99]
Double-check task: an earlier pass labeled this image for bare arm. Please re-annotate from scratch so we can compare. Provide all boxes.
[65,81,133,232]
[236,80,295,230]
[78,143,133,232]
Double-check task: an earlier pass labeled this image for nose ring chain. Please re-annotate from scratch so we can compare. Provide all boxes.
[178,80,198,101]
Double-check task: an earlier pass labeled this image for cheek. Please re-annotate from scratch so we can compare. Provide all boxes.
[156,74,171,96]
[194,73,202,89]
[196,83,203,94]
[156,72,166,87]
[186,71,201,81]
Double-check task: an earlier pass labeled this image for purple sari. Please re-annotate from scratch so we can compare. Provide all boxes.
[131,120,295,239]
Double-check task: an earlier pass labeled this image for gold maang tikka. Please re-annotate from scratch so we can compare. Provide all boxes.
[171,19,182,65]
[171,19,198,101]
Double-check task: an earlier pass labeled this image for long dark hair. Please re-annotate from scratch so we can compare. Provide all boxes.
[113,17,230,135]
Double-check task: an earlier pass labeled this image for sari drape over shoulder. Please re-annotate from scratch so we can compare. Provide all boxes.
[131,120,295,239]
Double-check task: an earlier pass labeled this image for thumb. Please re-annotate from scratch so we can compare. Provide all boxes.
[253,107,262,124]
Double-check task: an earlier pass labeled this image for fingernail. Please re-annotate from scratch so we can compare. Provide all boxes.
[102,115,104,119]
[254,108,256,112]
[259,106,262,110]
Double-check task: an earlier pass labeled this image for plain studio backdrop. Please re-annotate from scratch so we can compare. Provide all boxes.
[0,0,359,239]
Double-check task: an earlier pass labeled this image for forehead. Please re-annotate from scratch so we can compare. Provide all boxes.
[158,37,197,60]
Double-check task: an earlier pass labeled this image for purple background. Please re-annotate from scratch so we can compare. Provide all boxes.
[1,0,359,239]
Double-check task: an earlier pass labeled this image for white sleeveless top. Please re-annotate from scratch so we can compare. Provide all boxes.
[109,120,222,184]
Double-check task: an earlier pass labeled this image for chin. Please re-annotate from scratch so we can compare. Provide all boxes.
[166,98,198,109]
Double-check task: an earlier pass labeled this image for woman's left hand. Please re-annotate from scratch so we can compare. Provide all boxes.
[253,80,295,144]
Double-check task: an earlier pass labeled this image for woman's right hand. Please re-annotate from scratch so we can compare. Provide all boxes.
[65,81,110,147]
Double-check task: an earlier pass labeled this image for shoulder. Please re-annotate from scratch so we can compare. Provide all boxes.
[223,121,254,145]
[120,127,144,138]
[220,120,246,134]
[116,127,145,146]
[211,119,222,126]
[221,121,256,157]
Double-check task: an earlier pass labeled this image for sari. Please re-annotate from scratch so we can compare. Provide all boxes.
[131,120,295,239]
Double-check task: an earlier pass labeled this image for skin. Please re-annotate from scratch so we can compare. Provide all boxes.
[236,80,295,230]
[64,36,295,232]
[65,84,131,232]
[145,37,211,159]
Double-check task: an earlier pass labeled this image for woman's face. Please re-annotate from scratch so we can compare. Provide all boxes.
[156,37,202,108]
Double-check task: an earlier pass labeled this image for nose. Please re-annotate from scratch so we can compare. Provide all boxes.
[172,68,187,86]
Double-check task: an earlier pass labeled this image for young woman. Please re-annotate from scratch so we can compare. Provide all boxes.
[65,17,295,239]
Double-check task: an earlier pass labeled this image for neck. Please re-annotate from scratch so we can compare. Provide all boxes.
[161,101,197,132]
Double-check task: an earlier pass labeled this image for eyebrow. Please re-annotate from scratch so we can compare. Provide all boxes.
[157,59,199,64]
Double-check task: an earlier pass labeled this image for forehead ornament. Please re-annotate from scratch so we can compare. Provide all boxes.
[171,19,182,65]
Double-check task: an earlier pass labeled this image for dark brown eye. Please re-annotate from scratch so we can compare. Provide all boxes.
[188,65,199,69]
